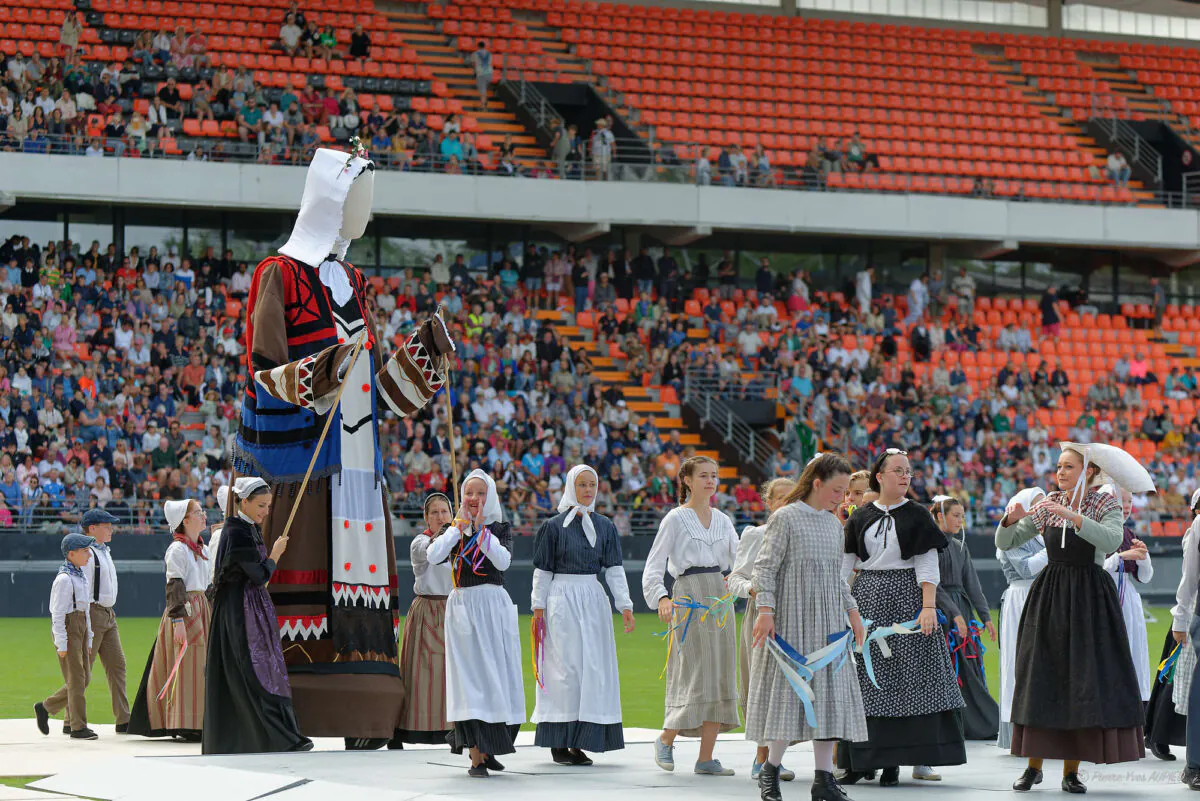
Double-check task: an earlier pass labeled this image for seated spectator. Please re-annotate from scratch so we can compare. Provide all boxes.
[440,130,464,165]
[236,98,264,143]
[349,23,371,61]
[191,77,215,122]
[278,13,302,53]
[94,73,120,116]
[102,111,126,157]
[152,29,173,64]
[131,30,154,64]
[1107,152,1131,187]
[5,108,28,150]
[316,25,338,61]
[300,81,324,124]
[156,77,183,124]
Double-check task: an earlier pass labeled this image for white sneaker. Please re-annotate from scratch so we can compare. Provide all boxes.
[912,765,942,781]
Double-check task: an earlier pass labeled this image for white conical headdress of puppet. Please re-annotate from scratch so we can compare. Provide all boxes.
[279,146,375,271]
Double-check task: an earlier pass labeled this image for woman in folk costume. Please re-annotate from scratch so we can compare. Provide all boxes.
[643,455,740,777]
[996,442,1150,794]
[727,477,797,781]
[1179,490,1200,788]
[995,487,1048,751]
[127,499,211,741]
[836,449,966,787]
[1148,489,1200,764]
[391,492,455,748]
[204,477,312,755]
[531,464,636,764]
[426,469,524,777]
[1099,484,1153,706]
[931,495,998,748]
[746,453,868,801]
[235,146,455,749]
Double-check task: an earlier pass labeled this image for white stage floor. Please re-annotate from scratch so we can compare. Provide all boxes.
[0,721,1192,800]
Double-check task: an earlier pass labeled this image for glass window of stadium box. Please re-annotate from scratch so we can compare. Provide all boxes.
[227,213,288,265]
[345,221,378,273]
[122,208,184,267]
[65,207,116,257]
[0,204,66,255]
[1172,264,1200,308]
[184,209,225,267]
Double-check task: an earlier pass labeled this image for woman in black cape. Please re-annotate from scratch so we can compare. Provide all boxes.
[202,477,313,755]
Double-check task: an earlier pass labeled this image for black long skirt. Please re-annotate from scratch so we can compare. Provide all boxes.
[942,586,999,740]
[447,720,520,756]
[1145,628,1187,748]
[837,569,967,771]
[1012,558,1144,763]
[202,583,312,755]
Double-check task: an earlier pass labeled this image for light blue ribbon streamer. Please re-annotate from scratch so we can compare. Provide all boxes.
[857,610,947,689]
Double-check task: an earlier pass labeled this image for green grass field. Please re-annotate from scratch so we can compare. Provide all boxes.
[0,609,1176,729]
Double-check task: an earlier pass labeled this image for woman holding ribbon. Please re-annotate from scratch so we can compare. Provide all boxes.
[392,492,455,748]
[746,453,867,801]
[930,495,998,752]
[427,469,524,778]
[836,448,965,787]
[204,477,311,755]
[728,477,797,781]
[1146,489,1200,764]
[531,464,636,764]
[996,487,1048,751]
[128,499,211,741]
[643,455,740,777]
[996,443,1147,793]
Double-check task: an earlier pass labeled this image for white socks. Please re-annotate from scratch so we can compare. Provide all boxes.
[813,740,835,773]
[767,741,788,767]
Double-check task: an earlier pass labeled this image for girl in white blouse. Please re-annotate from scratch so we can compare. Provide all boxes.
[642,456,740,778]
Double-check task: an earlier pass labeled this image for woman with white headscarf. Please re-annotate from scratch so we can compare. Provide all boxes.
[531,464,635,765]
[996,443,1148,793]
[203,477,312,755]
[995,487,1048,751]
[208,485,230,585]
[128,498,211,741]
[1099,484,1152,705]
[426,469,525,777]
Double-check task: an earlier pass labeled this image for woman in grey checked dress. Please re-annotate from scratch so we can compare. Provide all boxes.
[727,477,796,782]
[747,453,868,801]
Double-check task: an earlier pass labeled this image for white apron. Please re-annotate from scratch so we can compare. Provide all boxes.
[1118,584,1151,702]
[532,574,622,725]
[444,584,526,725]
[999,579,1033,724]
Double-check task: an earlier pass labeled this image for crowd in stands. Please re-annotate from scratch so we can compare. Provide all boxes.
[0,221,1194,536]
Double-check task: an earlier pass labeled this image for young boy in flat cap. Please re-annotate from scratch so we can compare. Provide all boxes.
[35,532,98,740]
[41,509,130,734]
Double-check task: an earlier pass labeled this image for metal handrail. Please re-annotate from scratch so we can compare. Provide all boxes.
[681,371,779,476]
[1089,111,1164,187]
[500,75,561,136]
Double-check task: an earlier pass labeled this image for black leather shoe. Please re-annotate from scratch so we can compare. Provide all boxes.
[568,749,593,766]
[812,769,849,801]
[551,748,573,765]
[484,755,505,771]
[759,761,783,801]
[115,723,128,734]
[1183,765,1200,785]
[1061,773,1087,794]
[34,703,49,736]
[879,767,899,787]
[70,727,98,740]
[468,765,489,778]
[1150,742,1176,761]
[62,723,71,735]
[1013,767,1043,792]
[839,771,863,786]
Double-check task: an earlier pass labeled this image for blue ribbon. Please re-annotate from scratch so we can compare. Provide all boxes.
[1159,643,1181,684]
[858,610,947,689]
[764,629,859,731]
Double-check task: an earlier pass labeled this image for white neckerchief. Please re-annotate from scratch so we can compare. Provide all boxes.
[559,464,598,546]
[318,258,353,307]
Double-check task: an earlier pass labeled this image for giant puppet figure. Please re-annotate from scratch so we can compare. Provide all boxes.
[234,146,455,749]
